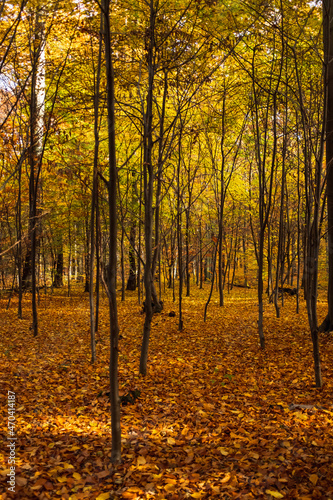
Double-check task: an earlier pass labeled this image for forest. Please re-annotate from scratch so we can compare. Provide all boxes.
[1,0,333,498]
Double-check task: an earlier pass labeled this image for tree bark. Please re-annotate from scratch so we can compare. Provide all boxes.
[139,0,156,376]
[321,0,333,332]
[102,0,121,464]
[29,7,46,336]
[126,222,136,290]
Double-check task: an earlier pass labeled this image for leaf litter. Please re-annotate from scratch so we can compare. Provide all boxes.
[0,287,333,499]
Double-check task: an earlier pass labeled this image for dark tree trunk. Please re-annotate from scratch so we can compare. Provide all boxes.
[120,226,125,301]
[89,19,102,365]
[139,0,157,376]
[126,222,136,290]
[53,252,63,288]
[102,0,121,464]
[177,123,183,331]
[321,0,333,332]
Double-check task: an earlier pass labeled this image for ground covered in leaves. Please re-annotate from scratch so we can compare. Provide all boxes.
[0,286,333,500]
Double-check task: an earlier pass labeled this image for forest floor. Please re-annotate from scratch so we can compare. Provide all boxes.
[0,285,333,500]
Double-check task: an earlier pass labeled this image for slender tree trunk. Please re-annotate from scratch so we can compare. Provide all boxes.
[120,226,125,301]
[140,0,156,376]
[53,246,63,288]
[321,0,333,331]
[199,221,203,289]
[102,0,121,463]
[84,217,90,292]
[89,20,102,364]
[137,139,143,304]
[68,211,71,297]
[177,127,183,330]
[185,207,190,297]
[29,8,46,336]
[204,242,218,322]
[95,196,100,334]
[17,156,23,319]
[126,222,136,290]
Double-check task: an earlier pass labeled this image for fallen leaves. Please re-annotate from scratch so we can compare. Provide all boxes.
[266,489,284,498]
[0,287,333,499]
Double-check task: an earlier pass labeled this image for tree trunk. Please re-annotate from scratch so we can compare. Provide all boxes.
[29,7,46,336]
[89,19,102,365]
[321,0,333,332]
[53,251,63,288]
[102,0,121,464]
[139,0,157,376]
[126,222,136,290]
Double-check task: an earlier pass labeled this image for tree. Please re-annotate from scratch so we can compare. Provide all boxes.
[102,0,121,463]
[321,0,333,333]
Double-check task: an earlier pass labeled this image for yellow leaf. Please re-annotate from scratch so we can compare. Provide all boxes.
[294,412,308,421]
[198,410,208,418]
[73,472,81,480]
[96,493,111,500]
[56,475,67,483]
[137,455,146,466]
[167,437,176,445]
[251,452,259,459]
[191,493,204,499]
[265,490,284,498]
[165,483,176,491]
[217,447,229,456]
[165,478,177,485]
[221,472,231,484]
[309,474,318,485]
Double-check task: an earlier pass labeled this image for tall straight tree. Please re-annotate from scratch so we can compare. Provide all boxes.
[27,5,46,336]
[139,0,156,376]
[89,17,103,365]
[321,0,333,332]
[250,22,284,349]
[102,0,121,464]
